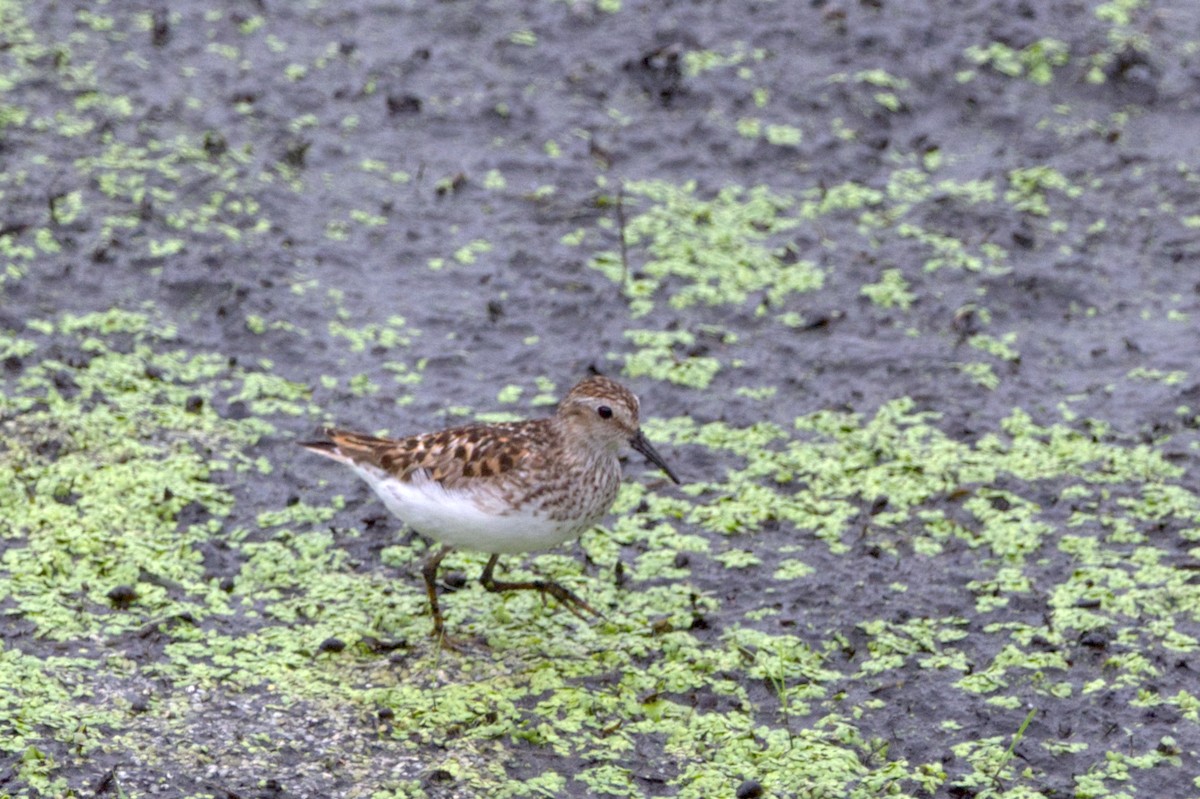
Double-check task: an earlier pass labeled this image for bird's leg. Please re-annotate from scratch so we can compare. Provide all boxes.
[479,553,602,621]
[421,544,454,640]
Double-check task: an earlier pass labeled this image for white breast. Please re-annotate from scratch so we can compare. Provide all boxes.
[350,464,588,554]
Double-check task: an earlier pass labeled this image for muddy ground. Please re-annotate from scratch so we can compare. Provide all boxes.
[3,0,1200,797]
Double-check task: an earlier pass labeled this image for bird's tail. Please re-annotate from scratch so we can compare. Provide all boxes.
[298,428,391,467]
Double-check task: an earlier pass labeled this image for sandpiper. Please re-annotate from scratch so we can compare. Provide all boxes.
[299,375,679,640]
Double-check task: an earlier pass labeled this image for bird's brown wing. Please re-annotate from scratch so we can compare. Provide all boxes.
[305,421,552,490]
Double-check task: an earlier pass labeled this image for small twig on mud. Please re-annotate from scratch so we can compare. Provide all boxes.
[768,642,795,749]
[992,707,1037,783]
[616,182,629,293]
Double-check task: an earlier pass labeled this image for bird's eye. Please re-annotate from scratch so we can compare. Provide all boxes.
[597,405,613,419]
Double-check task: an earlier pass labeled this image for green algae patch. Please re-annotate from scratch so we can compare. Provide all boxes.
[621,328,730,389]
[588,181,823,317]
[1005,166,1084,217]
[0,312,280,637]
[578,154,1094,400]
[576,164,1037,394]
[860,268,915,311]
[962,39,1070,85]
[0,310,290,775]
[652,398,1200,796]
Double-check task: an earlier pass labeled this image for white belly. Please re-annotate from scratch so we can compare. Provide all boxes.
[351,464,590,554]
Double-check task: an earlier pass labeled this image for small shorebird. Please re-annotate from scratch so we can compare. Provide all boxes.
[299,375,679,641]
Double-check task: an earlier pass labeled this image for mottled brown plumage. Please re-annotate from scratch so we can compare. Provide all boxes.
[311,422,546,486]
[299,375,679,643]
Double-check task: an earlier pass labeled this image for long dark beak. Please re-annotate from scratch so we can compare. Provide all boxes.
[630,429,680,484]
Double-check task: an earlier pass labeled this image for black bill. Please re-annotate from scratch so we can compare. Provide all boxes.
[630,429,681,485]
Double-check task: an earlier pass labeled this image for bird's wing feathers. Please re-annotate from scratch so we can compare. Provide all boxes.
[303,422,552,490]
